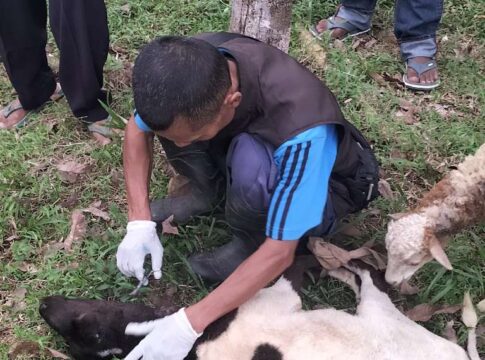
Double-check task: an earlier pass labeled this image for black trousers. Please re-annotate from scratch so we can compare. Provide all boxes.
[0,0,109,122]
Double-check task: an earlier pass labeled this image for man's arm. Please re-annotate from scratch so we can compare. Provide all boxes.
[186,237,298,332]
[117,116,163,281]
[123,115,154,221]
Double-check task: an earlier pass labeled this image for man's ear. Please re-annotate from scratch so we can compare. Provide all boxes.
[426,231,453,270]
[226,91,242,108]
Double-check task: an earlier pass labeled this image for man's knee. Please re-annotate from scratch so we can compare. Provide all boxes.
[226,133,277,214]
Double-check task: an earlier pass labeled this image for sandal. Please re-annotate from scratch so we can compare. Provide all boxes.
[87,115,114,138]
[0,84,64,129]
[403,59,440,91]
[309,15,370,41]
[0,101,32,129]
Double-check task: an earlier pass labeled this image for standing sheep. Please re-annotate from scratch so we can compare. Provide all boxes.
[385,143,485,285]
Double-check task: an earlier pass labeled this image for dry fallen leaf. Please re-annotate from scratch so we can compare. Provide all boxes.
[405,303,461,322]
[378,179,394,199]
[162,215,179,235]
[308,237,387,271]
[82,201,110,221]
[8,341,41,359]
[358,247,387,270]
[395,99,419,125]
[120,3,131,14]
[46,347,70,359]
[41,241,65,258]
[111,169,124,188]
[60,192,80,209]
[64,210,87,251]
[399,280,420,295]
[16,262,38,274]
[364,38,377,49]
[308,239,352,269]
[442,320,457,343]
[352,38,364,50]
[56,160,88,183]
[369,72,387,87]
[29,161,49,175]
[10,287,27,312]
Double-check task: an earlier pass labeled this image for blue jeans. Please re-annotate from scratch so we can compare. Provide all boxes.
[338,0,443,60]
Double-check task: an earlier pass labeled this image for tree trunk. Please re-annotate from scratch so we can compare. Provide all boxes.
[229,0,293,53]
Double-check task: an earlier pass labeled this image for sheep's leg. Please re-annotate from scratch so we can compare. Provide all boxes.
[353,269,404,319]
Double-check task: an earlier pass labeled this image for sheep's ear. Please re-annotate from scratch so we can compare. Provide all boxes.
[428,235,453,270]
[388,212,407,221]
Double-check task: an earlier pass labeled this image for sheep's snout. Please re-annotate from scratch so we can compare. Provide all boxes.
[384,258,424,287]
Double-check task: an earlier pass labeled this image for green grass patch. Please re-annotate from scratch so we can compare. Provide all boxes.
[0,0,483,357]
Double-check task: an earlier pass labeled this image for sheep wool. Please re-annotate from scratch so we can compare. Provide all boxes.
[385,143,485,285]
[196,273,471,360]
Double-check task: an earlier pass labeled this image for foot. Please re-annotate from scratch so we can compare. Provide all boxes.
[188,236,256,282]
[89,118,113,145]
[405,56,440,87]
[0,83,62,129]
[314,16,350,40]
[0,99,28,129]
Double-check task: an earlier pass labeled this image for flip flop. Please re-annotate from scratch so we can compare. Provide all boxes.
[0,84,64,129]
[0,101,32,129]
[403,59,440,91]
[87,115,114,138]
[309,16,370,41]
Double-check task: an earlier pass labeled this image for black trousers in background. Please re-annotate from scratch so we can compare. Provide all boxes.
[0,0,109,122]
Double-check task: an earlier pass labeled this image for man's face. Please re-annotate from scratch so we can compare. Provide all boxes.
[156,90,241,147]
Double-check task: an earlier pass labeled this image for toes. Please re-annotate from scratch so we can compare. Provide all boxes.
[315,20,328,33]
[421,69,438,84]
[407,69,420,84]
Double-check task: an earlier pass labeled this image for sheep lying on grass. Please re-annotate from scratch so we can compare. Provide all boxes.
[385,143,485,285]
[39,266,479,360]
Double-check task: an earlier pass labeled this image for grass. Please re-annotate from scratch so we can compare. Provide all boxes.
[0,0,484,358]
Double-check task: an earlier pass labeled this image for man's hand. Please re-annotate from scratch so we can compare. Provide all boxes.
[124,308,201,360]
[117,220,163,281]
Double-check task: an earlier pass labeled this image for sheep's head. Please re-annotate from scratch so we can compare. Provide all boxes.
[385,213,452,286]
[39,296,160,360]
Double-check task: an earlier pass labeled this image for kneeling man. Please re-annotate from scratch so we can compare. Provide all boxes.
[117,32,379,359]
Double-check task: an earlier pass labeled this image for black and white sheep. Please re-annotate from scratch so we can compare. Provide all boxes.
[39,267,479,360]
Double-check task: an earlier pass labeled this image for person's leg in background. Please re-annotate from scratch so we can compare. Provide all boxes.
[188,133,279,282]
[49,0,110,131]
[0,0,60,129]
[395,0,443,90]
[310,0,377,40]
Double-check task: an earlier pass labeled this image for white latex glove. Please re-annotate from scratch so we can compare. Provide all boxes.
[124,308,202,360]
[117,220,163,281]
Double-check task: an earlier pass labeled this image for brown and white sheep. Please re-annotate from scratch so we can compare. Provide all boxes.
[385,143,485,285]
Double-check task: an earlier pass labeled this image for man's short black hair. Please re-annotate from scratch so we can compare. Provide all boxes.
[132,36,231,131]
